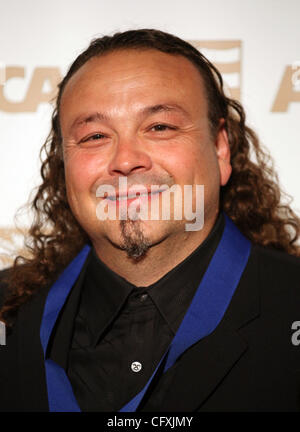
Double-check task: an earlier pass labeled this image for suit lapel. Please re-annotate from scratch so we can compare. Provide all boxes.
[17,285,50,411]
[159,324,248,411]
[17,249,92,411]
[15,241,259,412]
[159,247,260,411]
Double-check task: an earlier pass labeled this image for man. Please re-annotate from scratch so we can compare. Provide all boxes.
[0,29,300,412]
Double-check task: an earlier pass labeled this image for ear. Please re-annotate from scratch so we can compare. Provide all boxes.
[215,118,232,186]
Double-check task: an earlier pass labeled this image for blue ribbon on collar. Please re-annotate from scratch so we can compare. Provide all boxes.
[40,214,251,412]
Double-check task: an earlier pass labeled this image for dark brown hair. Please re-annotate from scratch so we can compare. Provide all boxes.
[1,28,299,327]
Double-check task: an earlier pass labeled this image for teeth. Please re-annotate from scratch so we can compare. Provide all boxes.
[128,192,149,199]
[107,191,162,201]
[107,196,127,201]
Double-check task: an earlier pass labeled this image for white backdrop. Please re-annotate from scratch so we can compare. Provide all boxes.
[0,0,300,262]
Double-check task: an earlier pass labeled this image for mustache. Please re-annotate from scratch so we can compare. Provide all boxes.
[92,173,174,194]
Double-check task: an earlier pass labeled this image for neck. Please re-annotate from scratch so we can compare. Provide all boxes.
[92,212,219,286]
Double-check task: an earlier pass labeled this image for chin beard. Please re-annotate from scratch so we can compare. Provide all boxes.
[120,219,151,260]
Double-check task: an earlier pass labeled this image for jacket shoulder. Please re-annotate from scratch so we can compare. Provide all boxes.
[250,244,300,316]
[252,244,300,282]
[253,243,300,265]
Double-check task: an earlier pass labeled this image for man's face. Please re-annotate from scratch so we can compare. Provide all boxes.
[60,49,231,257]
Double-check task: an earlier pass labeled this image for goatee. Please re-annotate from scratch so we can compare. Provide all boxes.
[120,219,151,260]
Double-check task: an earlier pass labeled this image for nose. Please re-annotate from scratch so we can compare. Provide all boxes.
[107,136,152,177]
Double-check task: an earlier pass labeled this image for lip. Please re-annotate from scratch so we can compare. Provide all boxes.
[105,187,168,201]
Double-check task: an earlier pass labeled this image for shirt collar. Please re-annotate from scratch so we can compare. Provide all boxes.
[78,247,134,347]
[79,212,225,347]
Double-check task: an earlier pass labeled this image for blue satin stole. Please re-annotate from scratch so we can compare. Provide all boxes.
[40,214,251,412]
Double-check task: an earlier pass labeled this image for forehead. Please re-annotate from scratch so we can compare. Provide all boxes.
[60,49,208,119]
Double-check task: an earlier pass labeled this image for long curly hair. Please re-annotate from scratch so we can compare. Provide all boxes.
[1,29,299,327]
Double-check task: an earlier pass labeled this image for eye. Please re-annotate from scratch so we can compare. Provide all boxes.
[149,124,176,132]
[81,133,106,143]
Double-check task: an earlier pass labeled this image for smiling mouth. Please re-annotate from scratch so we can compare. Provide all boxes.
[106,188,168,201]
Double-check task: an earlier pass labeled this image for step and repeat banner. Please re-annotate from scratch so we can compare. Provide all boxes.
[0,0,300,266]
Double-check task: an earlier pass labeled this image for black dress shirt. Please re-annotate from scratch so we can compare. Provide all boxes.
[49,212,225,411]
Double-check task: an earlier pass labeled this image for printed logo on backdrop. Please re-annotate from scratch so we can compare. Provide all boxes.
[0,41,299,112]
[0,66,61,112]
[271,61,300,112]
[0,41,243,112]
[189,40,242,101]
[0,227,30,269]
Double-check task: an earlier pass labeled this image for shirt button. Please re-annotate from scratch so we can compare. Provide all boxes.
[131,361,142,372]
[140,293,148,302]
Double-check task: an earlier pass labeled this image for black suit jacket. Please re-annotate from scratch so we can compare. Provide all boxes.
[0,243,300,412]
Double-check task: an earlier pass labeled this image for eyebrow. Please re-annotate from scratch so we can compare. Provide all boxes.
[69,103,190,133]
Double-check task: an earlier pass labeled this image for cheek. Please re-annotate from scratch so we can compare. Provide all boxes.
[64,149,104,196]
[192,141,220,180]
[161,141,216,186]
